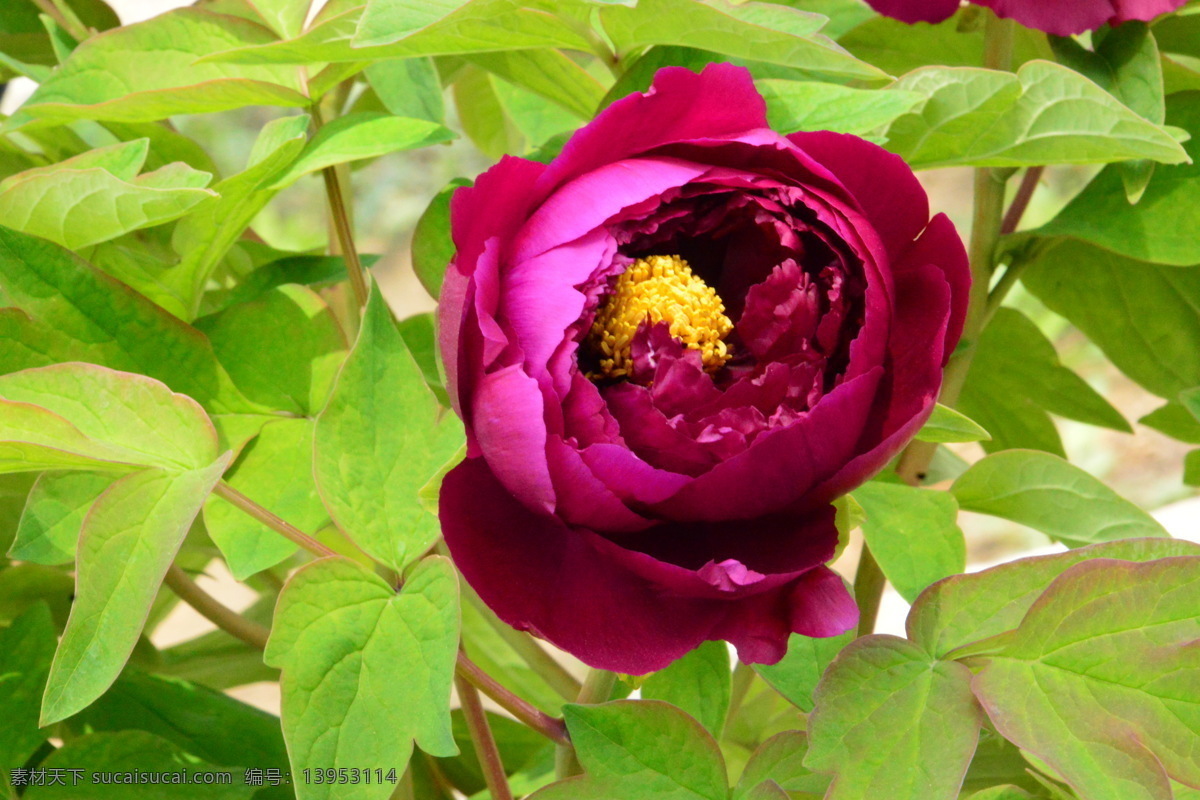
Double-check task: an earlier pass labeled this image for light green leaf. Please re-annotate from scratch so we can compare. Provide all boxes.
[24,730,255,800]
[13,8,309,126]
[460,598,564,715]
[599,0,886,82]
[641,641,732,737]
[492,75,581,150]
[757,80,923,139]
[314,285,464,573]
[0,363,220,472]
[1035,93,1200,265]
[886,61,1188,169]
[205,418,327,579]
[245,0,312,38]
[268,112,454,189]
[951,450,1168,548]
[854,482,965,603]
[1185,449,1200,486]
[466,48,606,120]
[907,537,1200,660]
[169,114,310,319]
[0,564,75,628]
[352,0,591,52]
[364,57,445,123]
[412,177,469,300]
[197,284,348,415]
[734,732,828,800]
[0,604,57,769]
[454,65,522,159]
[41,456,231,725]
[397,311,450,405]
[529,700,728,800]
[972,557,1200,800]
[967,787,1037,800]
[266,556,460,800]
[0,472,36,554]
[958,307,1129,456]
[9,471,114,564]
[915,403,992,444]
[0,226,258,413]
[805,636,982,800]
[754,630,853,713]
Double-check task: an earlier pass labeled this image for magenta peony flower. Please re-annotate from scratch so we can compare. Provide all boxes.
[865,0,1186,36]
[437,64,969,674]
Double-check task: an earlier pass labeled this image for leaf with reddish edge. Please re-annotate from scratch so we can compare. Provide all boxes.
[971,557,1200,800]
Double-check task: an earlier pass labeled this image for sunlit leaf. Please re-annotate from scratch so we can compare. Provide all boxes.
[641,641,732,736]
[9,471,113,564]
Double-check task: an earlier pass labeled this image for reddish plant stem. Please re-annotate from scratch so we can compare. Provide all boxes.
[163,564,271,650]
[1000,166,1045,235]
[456,653,571,746]
[455,672,515,800]
[213,482,337,559]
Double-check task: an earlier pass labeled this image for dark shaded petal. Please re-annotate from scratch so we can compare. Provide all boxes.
[862,0,961,24]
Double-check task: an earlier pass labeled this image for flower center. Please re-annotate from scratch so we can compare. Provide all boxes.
[588,254,733,379]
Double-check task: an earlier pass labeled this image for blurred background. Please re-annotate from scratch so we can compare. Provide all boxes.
[3,0,1197,713]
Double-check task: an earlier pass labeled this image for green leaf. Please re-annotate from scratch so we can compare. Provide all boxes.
[757,80,923,139]
[460,598,564,715]
[0,226,256,413]
[598,0,886,82]
[0,149,214,250]
[268,112,454,189]
[266,556,460,800]
[951,450,1168,548]
[1020,238,1200,399]
[958,307,1129,456]
[0,564,75,628]
[168,114,311,319]
[41,457,230,725]
[1140,393,1200,444]
[754,630,853,713]
[314,286,464,573]
[972,557,1200,800]
[454,65,522,159]
[1185,449,1200,486]
[436,709,553,795]
[397,312,450,406]
[0,472,37,555]
[492,74,581,150]
[885,61,1188,169]
[1035,93,1200,265]
[907,538,1200,658]
[854,482,965,603]
[641,641,732,736]
[205,418,328,579]
[245,0,312,38]
[915,403,992,444]
[353,0,590,50]
[466,48,606,120]
[364,57,445,123]
[530,700,728,800]
[0,363,220,472]
[12,8,309,126]
[73,669,288,772]
[0,603,56,769]
[412,177,469,300]
[734,732,829,800]
[24,730,256,799]
[9,470,114,564]
[805,635,982,800]
[197,284,348,416]
[201,252,381,315]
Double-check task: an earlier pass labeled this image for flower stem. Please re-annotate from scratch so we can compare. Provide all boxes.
[1000,166,1044,235]
[456,652,571,746]
[212,481,337,559]
[310,106,369,308]
[455,671,515,800]
[555,667,617,778]
[163,564,271,650]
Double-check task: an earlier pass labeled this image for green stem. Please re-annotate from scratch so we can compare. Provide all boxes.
[722,661,756,739]
[455,671,515,800]
[311,106,369,308]
[555,668,617,778]
[163,564,270,650]
[33,0,89,42]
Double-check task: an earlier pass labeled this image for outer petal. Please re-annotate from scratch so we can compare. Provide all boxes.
[1111,0,1186,23]
[441,458,854,673]
[472,365,556,514]
[898,212,970,365]
[976,0,1183,34]
[863,0,960,24]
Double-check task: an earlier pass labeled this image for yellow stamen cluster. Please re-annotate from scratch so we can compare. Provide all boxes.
[588,255,733,379]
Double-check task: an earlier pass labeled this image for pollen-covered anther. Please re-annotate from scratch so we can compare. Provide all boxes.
[588,254,734,379]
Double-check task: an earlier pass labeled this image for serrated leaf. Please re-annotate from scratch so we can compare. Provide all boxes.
[1035,93,1200,265]
[266,556,460,800]
[854,482,965,603]
[806,635,981,800]
[13,8,309,126]
[41,456,230,725]
[24,730,255,800]
[952,450,1167,547]
[0,226,257,413]
[530,700,728,800]
[268,112,454,189]
[886,61,1188,169]
[734,731,828,800]
[412,177,469,300]
[754,629,853,713]
[599,0,886,82]
[907,538,1200,659]
[9,470,114,564]
[0,603,57,769]
[641,641,732,736]
[314,286,464,573]
[972,557,1200,800]
[757,80,923,139]
[916,404,991,444]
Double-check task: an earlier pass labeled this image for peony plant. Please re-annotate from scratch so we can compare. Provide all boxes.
[0,0,1198,799]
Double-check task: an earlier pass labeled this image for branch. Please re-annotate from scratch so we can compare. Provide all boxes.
[455,671,515,800]
[1000,166,1044,235]
[212,482,336,559]
[456,653,570,746]
[163,564,270,650]
[322,163,370,308]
